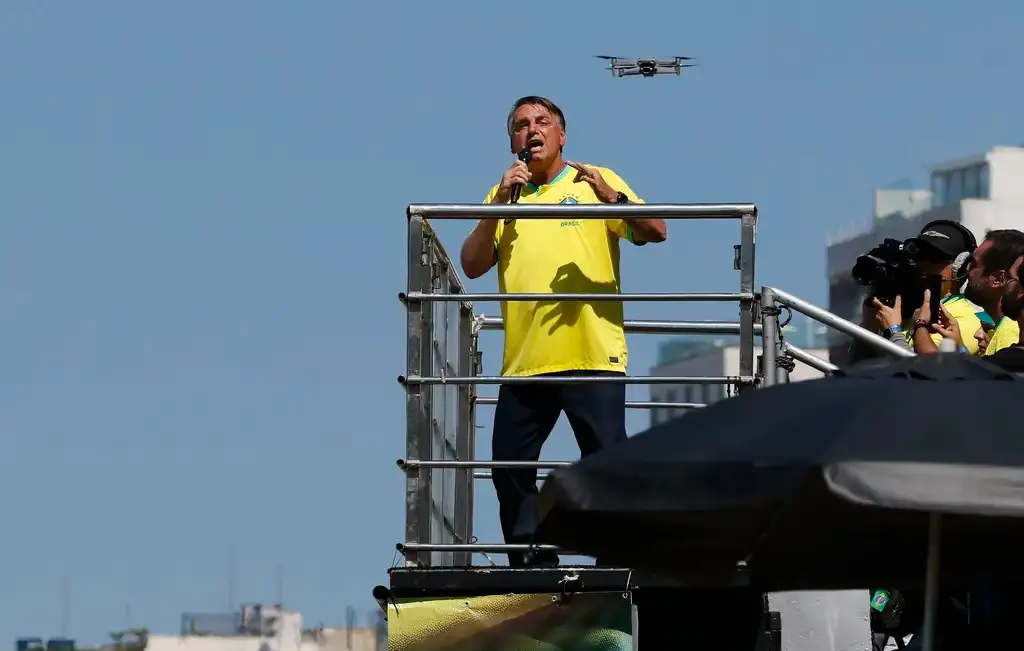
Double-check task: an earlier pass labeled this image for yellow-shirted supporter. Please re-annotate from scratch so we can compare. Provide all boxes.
[459,95,667,568]
[986,254,1024,371]
[964,229,1024,355]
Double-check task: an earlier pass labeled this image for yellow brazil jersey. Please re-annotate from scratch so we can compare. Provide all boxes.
[482,164,644,377]
[985,316,1020,355]
[902,294,984,355]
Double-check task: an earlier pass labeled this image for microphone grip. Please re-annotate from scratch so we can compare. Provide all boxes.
[509,148,531,204]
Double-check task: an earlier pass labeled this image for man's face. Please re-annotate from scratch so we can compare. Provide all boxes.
[1000,255,1024,320]
[965,238,998,303]
[509,103,565,166]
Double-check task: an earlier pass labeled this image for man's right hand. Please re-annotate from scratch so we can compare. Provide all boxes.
[492,159,530,204]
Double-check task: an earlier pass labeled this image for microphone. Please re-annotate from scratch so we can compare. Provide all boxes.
[509,147,532,204]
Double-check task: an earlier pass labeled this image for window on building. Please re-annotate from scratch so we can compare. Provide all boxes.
[947,169,963,205]
[963,165,979,199]
[979,163,990,199]
[931,173,946,206]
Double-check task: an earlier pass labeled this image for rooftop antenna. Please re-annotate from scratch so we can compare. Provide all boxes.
[345,606,356,649]
[275,564,285,606]
[60,575,70,637]
[227,546,236,611]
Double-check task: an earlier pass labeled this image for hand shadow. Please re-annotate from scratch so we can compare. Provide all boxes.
[496,220,520,271]
[539,262,621,334]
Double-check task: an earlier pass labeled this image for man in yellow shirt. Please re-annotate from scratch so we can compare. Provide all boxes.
[986,254,1024,371]
[964,229,1024,355]
[460,95,667,567]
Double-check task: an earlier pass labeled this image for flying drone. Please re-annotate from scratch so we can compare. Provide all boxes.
[594,55,695,78]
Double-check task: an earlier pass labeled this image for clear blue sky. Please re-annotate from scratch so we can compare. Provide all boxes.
[2,0,1021,643]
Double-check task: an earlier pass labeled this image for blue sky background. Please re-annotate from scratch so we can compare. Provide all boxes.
[1,0,1021,643]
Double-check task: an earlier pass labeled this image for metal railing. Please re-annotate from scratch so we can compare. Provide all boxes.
[399,202,911,568]
[401,202,758,567]
[759,286,914,386]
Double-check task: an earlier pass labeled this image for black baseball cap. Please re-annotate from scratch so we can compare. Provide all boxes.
[907,221,975,261]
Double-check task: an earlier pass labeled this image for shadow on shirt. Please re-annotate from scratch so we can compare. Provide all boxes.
[539,262,620,334]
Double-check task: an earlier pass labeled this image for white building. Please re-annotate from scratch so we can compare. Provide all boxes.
[147,604,384,651]
[648,317,829,427]
[826,145,1024,363]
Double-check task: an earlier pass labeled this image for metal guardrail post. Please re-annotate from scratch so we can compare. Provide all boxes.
[453,302,474,566]
[738,211,757,394]
[404,214,433,567]
[761,287,779,387]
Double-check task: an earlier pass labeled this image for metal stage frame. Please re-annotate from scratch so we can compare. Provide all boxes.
[386,201,911,648]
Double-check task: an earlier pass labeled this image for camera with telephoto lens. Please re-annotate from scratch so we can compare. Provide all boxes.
[851,238,925,310]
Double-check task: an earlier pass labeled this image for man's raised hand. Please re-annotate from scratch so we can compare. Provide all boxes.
[567,161,618,203]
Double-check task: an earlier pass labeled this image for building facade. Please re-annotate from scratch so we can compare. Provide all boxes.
[168,605,385,651]
[648,317,829,427]
[826,145,1024,364]
[16,605,388,651]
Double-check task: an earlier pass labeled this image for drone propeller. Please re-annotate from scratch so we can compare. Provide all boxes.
[594,55,627,60]
[673,56,694,60]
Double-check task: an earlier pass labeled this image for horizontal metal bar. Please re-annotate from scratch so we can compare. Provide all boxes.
[622,400,706,409]
[473,396,705,409]
[402,291,751,303]
[399,374,755,386]
[474,470,552,480]
[399,459,571,470]
[398,543,571,554]
[781,341,839,373]
[476,315,763,335]
[407,203,757,219]
[768,286,915,359]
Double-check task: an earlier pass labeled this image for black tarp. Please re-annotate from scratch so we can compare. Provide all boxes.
[534,353,1024,589]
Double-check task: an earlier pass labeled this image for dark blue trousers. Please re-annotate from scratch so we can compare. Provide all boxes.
[491,370,628,566]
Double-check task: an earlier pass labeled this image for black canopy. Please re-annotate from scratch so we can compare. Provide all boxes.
[534,353,1024,589]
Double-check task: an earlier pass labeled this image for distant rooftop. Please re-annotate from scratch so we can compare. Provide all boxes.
[826,144,1024,248]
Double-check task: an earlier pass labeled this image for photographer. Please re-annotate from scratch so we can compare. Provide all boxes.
[850,221,989,363]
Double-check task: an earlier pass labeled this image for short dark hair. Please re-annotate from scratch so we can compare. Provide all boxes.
[506,96,566,137]
[980,229,1024,275]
